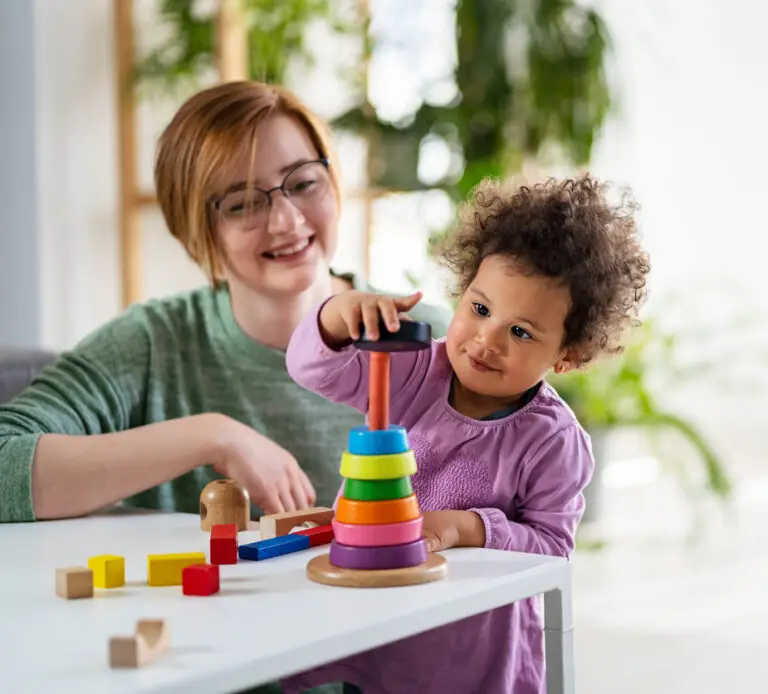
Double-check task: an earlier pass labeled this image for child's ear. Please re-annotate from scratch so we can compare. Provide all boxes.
[553,350,578,375]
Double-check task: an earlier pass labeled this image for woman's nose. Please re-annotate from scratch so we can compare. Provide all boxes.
[266,193,305,235]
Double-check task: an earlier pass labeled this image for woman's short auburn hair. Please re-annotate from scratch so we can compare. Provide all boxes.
[154,81,341,283]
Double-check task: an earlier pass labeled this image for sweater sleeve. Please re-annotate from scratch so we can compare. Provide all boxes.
[286,300,431,417]
[0,308,151,522]
[470,425,595,558]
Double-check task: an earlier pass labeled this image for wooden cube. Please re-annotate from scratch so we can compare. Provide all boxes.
[56,566,93,599]
[88,554,125,588]
[182,564,220,596]
[210,523,238,565]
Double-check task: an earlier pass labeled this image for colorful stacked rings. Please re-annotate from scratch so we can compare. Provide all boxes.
[329,425,426,570]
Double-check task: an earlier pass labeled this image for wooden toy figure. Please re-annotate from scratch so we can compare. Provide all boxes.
[199,478,250,531]
[306,319,448,588]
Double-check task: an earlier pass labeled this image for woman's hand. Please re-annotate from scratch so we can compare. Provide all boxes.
[208,414,316,515]
[319,290,423,347]
[421,510,487,552]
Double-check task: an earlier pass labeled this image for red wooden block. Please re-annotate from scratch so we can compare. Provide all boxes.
[182,564,220,596]
[210,523,238,565]
[294,523,334,547]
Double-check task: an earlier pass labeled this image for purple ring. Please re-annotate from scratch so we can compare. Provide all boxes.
[328,538,428,570]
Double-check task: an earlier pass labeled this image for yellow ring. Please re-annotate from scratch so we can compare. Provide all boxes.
[340,450,417,481]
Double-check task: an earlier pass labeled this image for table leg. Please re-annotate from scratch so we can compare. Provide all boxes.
[544,578,575,694]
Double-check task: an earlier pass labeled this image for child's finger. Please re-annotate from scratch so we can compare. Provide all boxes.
[394,291,423,311]
[378,298,400,333]
[360,299,381,341]
[344,304,362,341]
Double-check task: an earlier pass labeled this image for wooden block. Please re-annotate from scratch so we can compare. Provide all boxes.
[182,564,220,596]
[55,566,93,599]
[238,534,310,561]
[294,522,334,547]
[259,507,334,540]
[147,553,206,587]
[109,619,169,668]
[210,523,238,565]
[88,554,125,588]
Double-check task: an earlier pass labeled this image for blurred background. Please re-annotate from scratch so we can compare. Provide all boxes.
[1,1,767,691]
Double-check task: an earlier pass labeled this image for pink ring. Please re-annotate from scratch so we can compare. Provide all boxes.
[331,517,423,547]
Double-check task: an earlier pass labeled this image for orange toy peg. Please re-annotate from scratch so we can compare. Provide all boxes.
[369,352,390,431]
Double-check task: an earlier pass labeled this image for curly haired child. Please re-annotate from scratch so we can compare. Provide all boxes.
[284,174,651,694]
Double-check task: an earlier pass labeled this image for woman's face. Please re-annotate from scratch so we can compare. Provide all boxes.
[213,114,339,297]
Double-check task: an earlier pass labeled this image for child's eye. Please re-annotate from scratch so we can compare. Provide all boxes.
[471,302,490,317]
[511,325,533,340]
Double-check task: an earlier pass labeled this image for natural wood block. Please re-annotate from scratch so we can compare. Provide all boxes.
[109,619,168,668]
[200,479,250,531]
[55,566,93,599]
[259,507,334,540]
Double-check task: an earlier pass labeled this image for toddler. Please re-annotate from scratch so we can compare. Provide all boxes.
[284,174,650,693]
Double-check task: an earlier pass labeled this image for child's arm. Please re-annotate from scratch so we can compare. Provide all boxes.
[423,426,594,558]
[285,291,431,416]
[470,425,595,557]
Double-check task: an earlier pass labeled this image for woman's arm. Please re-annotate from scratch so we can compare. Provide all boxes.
[27,414,222,520]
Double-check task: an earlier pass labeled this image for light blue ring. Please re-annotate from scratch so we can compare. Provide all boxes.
[347,425,410,456]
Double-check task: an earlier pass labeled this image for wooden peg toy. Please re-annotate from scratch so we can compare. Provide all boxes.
[109,619,169,668]
[55,566,93,599]
[306,318,448,588]
[88,554,125,589]
[259,506,334,540]
[210,523,238,565]
[200,478,250,531]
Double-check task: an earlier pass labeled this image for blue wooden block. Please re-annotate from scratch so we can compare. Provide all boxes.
[238,534,311,561]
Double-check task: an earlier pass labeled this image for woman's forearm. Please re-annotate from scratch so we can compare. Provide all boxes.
[31,413,224,520]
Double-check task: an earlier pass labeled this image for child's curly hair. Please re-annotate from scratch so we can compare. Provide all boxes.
[440,174,650,366]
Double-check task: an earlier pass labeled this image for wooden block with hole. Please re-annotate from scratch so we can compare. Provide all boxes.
[88,554,125,588]
[109,619,169,668]
[146,552,206,587]
[259,507,334,540]
[55,566,93,599]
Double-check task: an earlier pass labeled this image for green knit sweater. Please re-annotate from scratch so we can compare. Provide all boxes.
[0,279,450,522]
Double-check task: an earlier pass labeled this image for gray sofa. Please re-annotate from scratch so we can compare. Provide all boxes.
[0,346,57,404]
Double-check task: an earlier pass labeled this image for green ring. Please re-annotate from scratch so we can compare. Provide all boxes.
[343,477,413,502]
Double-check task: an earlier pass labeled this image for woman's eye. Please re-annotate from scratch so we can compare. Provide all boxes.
[471,302,490,317]
[511,325,532,340]
[288,178,317,195]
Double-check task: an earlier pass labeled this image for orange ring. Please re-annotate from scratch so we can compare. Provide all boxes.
[336,494,420,525]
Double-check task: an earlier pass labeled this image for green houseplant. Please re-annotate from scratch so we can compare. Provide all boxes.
[549,309,733,528]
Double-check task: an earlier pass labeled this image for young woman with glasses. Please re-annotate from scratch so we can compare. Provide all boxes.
[0,81,450,529]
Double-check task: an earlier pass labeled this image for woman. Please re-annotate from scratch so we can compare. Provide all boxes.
[0,81,450,525]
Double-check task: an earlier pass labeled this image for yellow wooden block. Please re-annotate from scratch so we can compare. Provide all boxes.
[88,554,125,589]
[146,553,206,587]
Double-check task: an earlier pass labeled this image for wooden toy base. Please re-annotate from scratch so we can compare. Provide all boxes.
[306,552,447,588]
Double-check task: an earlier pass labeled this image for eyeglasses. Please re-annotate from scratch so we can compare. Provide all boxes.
[212,158,332,231]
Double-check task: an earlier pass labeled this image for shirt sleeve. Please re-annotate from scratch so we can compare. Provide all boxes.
[470,424,595,558]
[285,299,432,417]
[0,308,151,522]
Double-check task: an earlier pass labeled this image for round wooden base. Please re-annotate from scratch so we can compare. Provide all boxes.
[306,552,447,588]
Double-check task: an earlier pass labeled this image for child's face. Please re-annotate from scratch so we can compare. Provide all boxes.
[446,255,573,404]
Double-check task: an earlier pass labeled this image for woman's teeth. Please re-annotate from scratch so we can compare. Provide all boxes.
[267,238,311,258]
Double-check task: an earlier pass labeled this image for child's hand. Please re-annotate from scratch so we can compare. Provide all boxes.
[319,290,423,347]
[421,510,487,552]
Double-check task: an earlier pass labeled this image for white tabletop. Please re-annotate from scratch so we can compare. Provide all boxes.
[0,510,569,694]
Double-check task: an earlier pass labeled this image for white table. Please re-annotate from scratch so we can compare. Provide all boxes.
[0,510,575,694]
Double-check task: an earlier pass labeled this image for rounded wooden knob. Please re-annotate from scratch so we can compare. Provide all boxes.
[199,479,250,532]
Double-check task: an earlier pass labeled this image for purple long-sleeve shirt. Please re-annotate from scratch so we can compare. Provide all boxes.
[283,304,595,694]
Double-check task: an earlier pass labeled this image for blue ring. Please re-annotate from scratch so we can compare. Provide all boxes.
[347,425,410,456]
